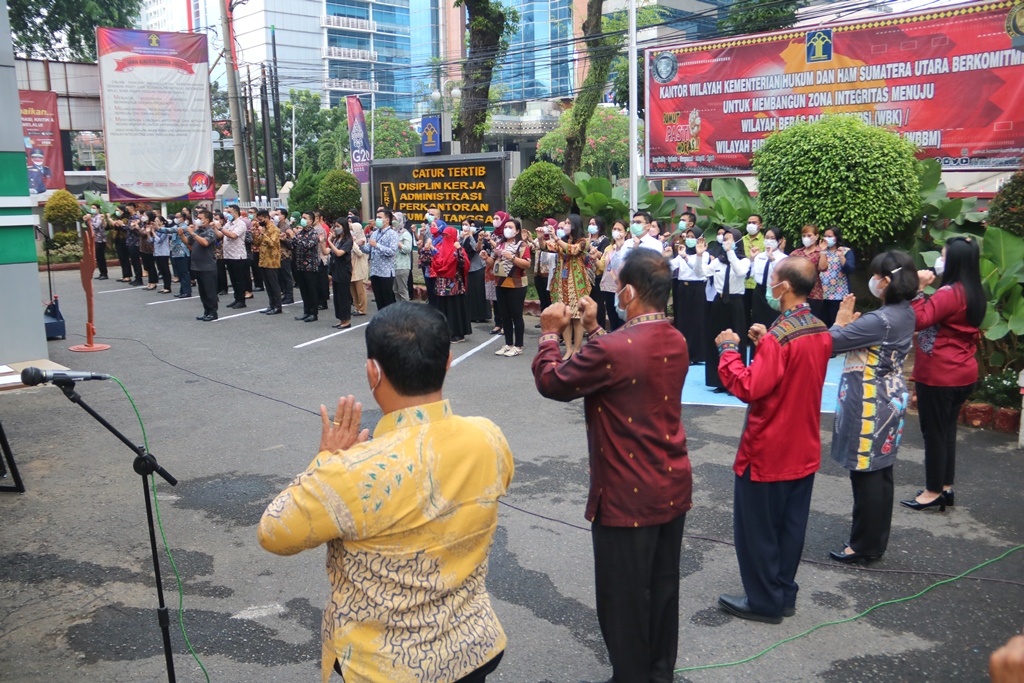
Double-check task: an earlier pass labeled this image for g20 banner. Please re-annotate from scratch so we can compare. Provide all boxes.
[96,28,215,200]
[645,0,1024,176]
[347,95,371,184]
[19,90,65,194]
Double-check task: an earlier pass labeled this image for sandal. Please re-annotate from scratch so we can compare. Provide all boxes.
[489,327,503,335]
[146,284,157,290]
[159,289,172,294]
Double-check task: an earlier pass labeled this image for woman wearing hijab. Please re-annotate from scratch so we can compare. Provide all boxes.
[432,222,473,343]
[670,224,707,364]
[463,220,491,323]
[695,227,750,391]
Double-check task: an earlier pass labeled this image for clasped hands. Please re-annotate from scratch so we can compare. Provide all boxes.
[319,395,370,453]
[540,298,600,337]
[715,323,769,348]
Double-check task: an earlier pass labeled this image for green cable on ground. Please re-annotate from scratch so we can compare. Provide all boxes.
[675,544,1024,673]
[110,377,210,683]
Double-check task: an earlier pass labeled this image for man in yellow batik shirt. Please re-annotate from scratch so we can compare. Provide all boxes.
[259,303,514,683]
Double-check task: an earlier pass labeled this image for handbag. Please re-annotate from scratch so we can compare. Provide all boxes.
[492,243,516,277]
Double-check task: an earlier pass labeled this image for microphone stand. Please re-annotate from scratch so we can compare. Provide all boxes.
[53,377,178,682]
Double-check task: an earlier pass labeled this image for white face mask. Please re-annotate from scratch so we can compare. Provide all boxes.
[716,234,724,244]
[503,227,516,239]
[825,236,837,247]
[764,238,778,251]
[934,256,945,276]
[868,275,887,299]
[612,230,623,240]
[493,218,503,229]
[802,236,815,248]
[746,223,759,235]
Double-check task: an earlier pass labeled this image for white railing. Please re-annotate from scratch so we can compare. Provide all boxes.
[324,78,380,92]
[321,15,377,31]
[322,46,378,61]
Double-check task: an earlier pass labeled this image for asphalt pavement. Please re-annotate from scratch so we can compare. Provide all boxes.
[1,269,1022,683]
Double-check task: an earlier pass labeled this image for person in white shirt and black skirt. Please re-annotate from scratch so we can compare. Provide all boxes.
[695,227,750,392]
[670,225,707,364]
[750,226,788,330]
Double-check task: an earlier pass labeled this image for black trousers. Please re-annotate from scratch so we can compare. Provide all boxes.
[424,274,437,307]
[332,278,352,322]
[820,299,842,329]
[141,252,158,284]
[296,271,319,316]
[848,466,894,557]
[217,258,228,292]
[536,277,552,313]
[917,382,975,493]
[279,257,294,302]
[262,267,282,310]
[226,259,249,304]
[603,291,624,330]
[115,238,130,278]
[250,252,263,289]
[496,286,527,347]
[673,280,706,363]
[95,242,108,277]
[590,283,607,329]
[734,467,815,618]
[194,270,218,316]
[705,294,746,388]
[127,245,143,282]
[318,263,330,306]
[370,275,396,311]
[155,255,172,290]
[592,513,686,683]
[808,298,825,319]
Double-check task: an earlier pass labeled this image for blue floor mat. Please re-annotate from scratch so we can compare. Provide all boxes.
[681,356,844,414]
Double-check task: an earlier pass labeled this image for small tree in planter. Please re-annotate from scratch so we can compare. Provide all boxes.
[44,189,83,235]
[987,168,1024,238]
[316,169,361,220]
[509,161,571,222]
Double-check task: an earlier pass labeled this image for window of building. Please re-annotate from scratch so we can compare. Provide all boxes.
[326,0,370,19]
[328,30,371,50]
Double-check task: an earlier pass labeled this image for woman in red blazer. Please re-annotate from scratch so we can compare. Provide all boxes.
[902,236,985,511]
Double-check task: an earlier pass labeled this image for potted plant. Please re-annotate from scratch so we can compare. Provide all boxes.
[967,369,1022,433]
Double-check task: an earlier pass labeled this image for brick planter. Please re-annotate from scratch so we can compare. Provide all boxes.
[964,403,995,428]
[993,408,1022,434]
[959,403,969,425]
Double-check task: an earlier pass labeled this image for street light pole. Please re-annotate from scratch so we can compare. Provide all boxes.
[628,0,639,213]
[219,0,251,202]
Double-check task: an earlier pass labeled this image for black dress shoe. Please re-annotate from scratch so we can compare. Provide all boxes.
[265,308,282,315]
[234,303,246,309]
[318,303,328,310]
[226,302,239,309]
[97,275,108,280]
[260,307,272,313]
[205,314,218,321]
[295,315,308,320]
[304,315,318,322]
[254,286,264,292]
[829,546,881,564]
[900,495,946,511]
[918,489,954,506]
[196,315,207,320]
[281,299,294,305]
[718,594,783,624]
[218,290,228,296]
[131,280,144,286]
[783,606,796,618]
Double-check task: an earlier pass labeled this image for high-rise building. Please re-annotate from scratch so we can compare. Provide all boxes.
[492,0,582,102]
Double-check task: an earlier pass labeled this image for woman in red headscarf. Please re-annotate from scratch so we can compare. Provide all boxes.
[432,223,473,343]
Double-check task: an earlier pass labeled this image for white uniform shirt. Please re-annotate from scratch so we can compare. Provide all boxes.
[671,252,704,281]
[222,218,248,260]
[695,249,750,297]
[751,251,787,287]
[639,234,664,253]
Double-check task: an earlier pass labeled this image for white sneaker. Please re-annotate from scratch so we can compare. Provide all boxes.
[494,345,510,356]
[504,346,523,357]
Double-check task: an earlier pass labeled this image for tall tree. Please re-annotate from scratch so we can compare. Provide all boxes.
[9,0,141,61]
[717,0,805,36]
[561,5,665,177]
[453,0,518,154]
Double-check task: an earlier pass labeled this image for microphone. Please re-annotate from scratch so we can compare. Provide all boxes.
[20,367,111,386]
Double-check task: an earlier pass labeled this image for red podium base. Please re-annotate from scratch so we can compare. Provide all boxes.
[69,343,111,352]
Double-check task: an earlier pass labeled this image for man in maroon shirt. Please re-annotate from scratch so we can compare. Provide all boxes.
[533,248,691,683]
[715,257,832,624]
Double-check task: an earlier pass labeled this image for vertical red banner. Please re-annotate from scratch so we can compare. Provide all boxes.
[19,90,65,194]
[347,95,371,184]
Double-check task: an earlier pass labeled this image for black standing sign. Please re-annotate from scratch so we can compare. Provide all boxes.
[371,154,506,225]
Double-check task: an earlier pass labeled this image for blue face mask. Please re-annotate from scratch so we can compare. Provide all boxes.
[614,285,632,319]
[556,229,566,239]
[588,225,598,235]
[375,217,384,229]
[300,218,309,228]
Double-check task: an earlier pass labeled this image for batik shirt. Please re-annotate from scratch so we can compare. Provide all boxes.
[819,248,855,300]
[360,226,399,278]
[157,226,191,259]
[258,400,513,683]
[292,228,321,272]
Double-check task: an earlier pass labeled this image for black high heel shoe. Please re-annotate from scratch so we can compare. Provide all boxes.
[900,494,946,511]
[918,489,954,506]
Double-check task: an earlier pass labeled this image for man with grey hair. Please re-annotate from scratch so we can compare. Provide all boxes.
[393,212,414,302]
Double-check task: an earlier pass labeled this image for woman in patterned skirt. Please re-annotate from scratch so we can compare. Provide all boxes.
[547,214,592,359]
[432,224,473,343]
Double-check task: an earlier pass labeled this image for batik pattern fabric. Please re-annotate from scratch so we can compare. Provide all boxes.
[819,249,852,300]
[829,302,915,472]
[550,240,590,319]
[292,228,321,272]
[258,400,513,683]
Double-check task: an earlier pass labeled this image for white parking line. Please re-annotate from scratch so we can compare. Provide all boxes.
[97,286,146,294]
[147,296,194,305]
[293,321,369,349]
[450,334,502,367]
[214,300,303,321]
